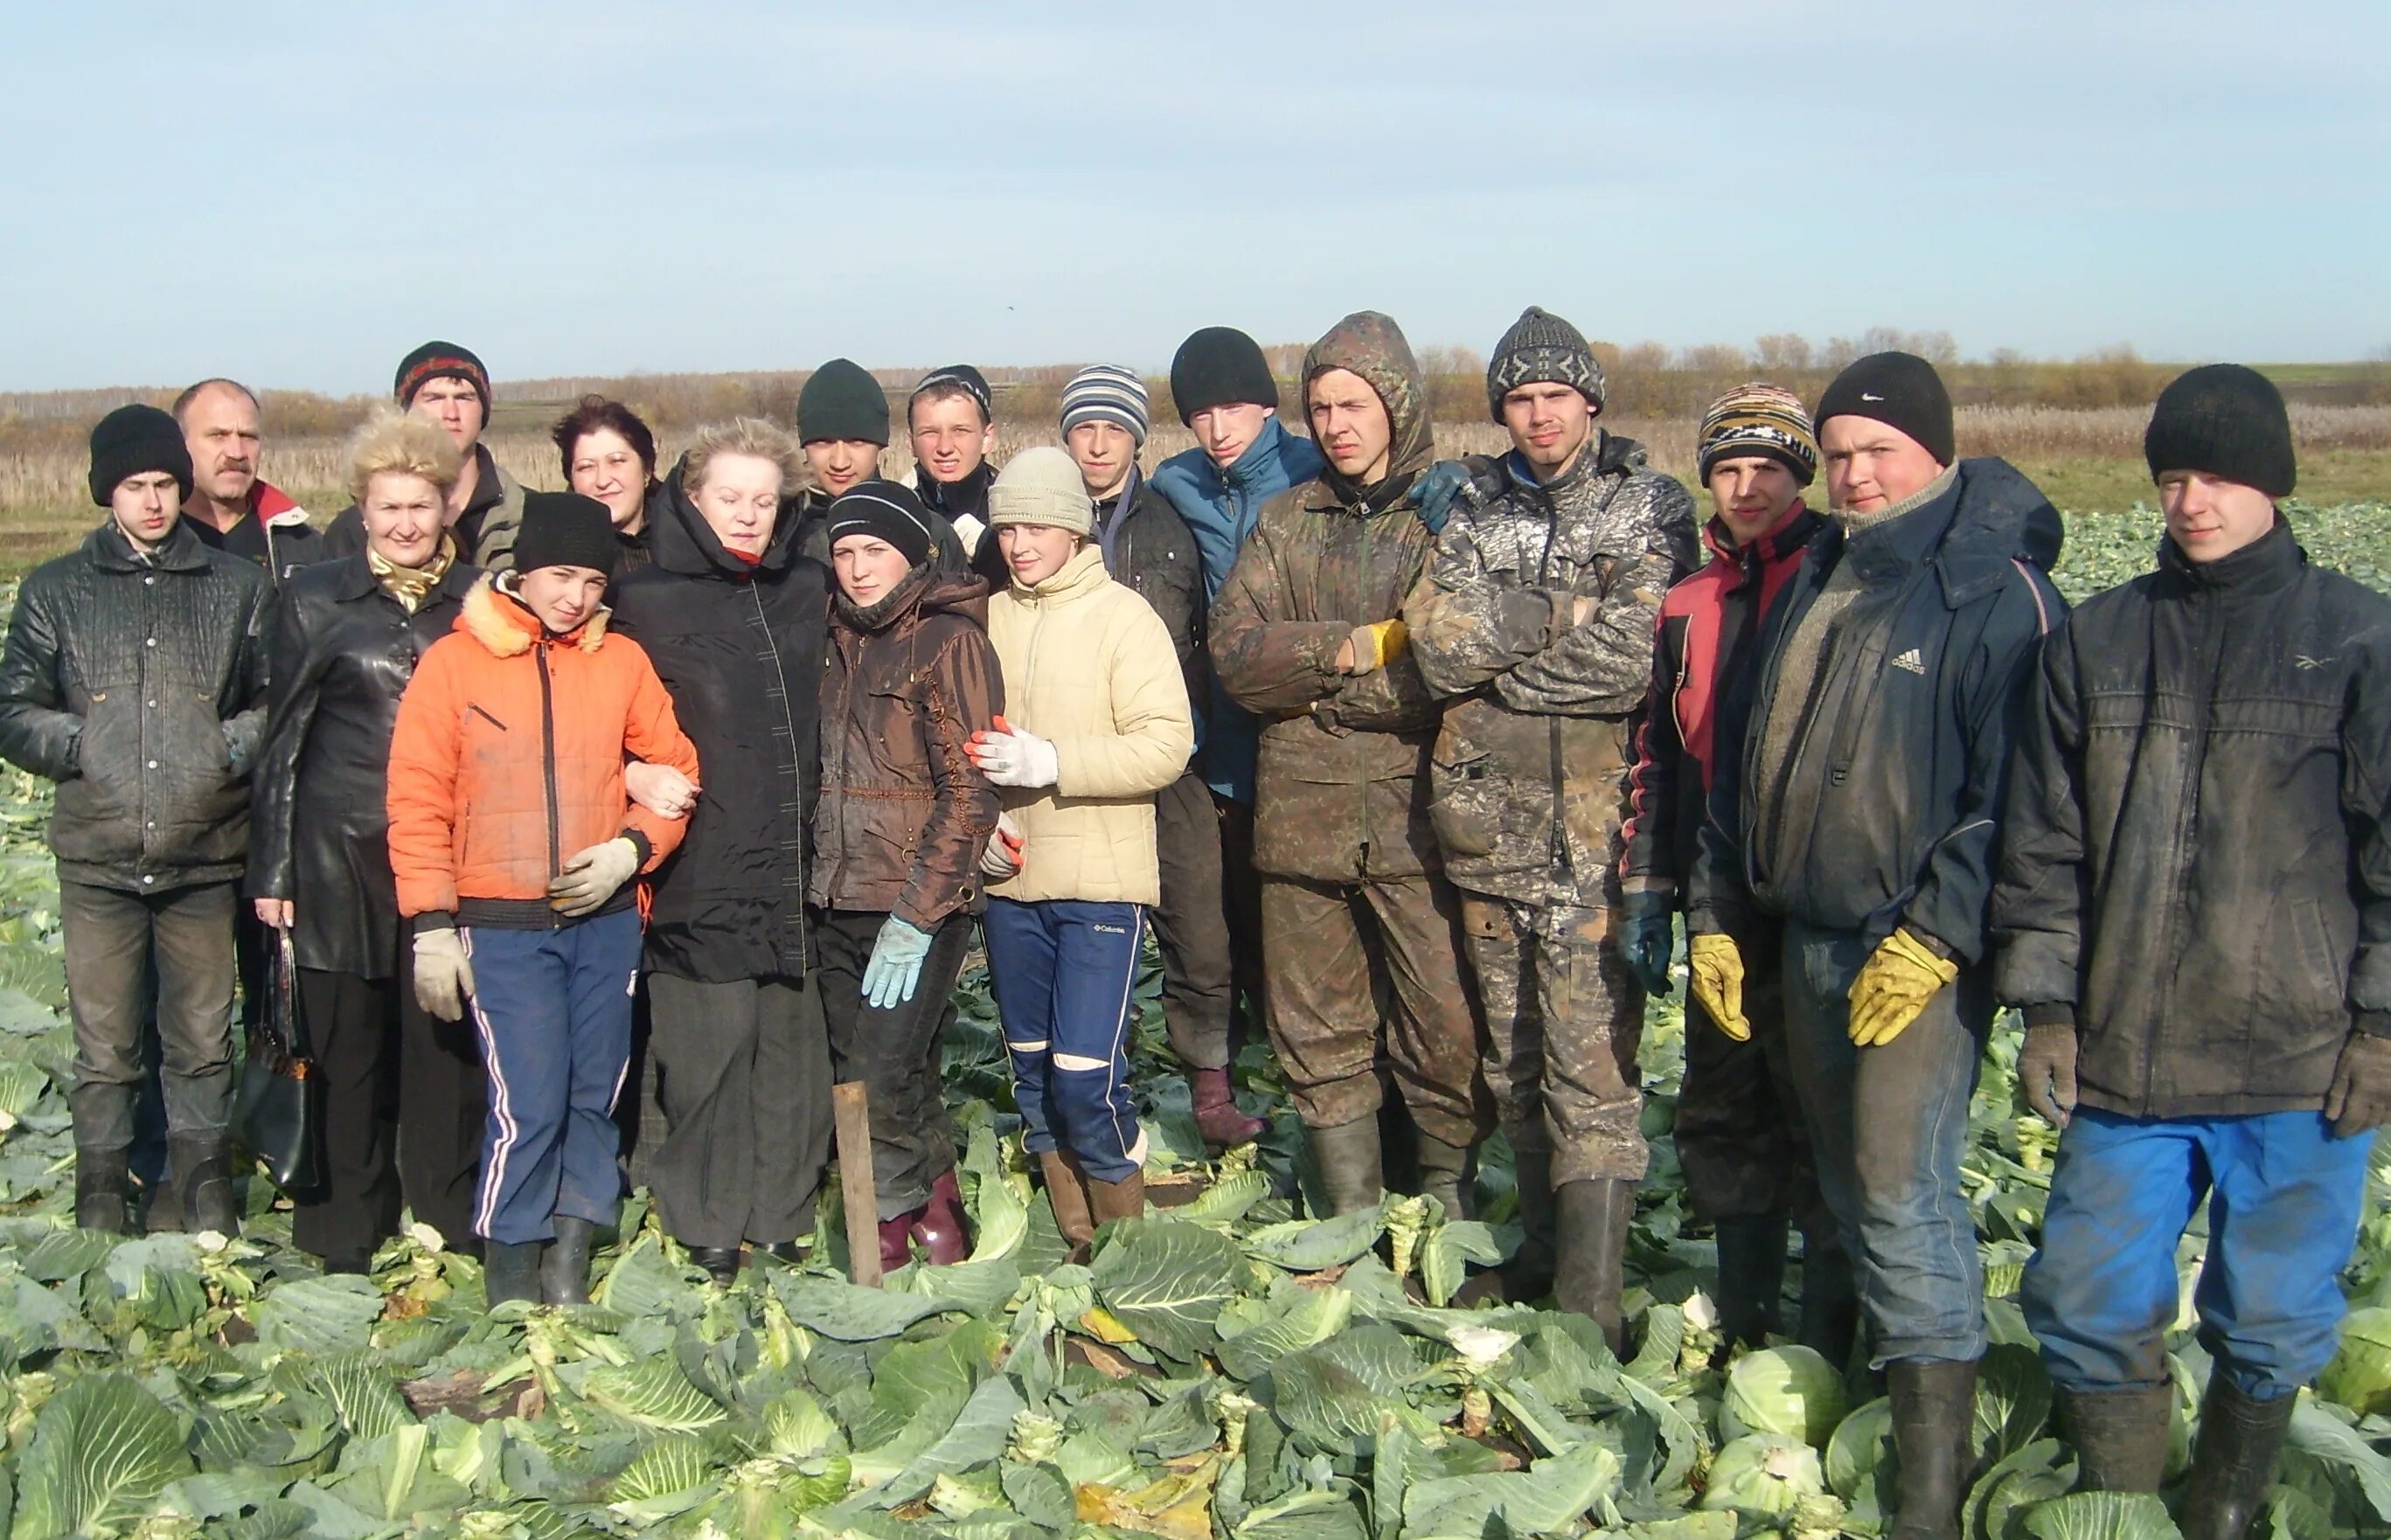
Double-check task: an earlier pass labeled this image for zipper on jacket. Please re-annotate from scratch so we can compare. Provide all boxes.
[536,643,562,898]
[753,581,810,965]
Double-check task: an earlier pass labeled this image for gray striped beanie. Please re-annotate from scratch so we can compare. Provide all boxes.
[1060,364,1151,447]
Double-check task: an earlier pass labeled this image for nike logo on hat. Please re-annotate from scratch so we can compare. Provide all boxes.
[1860,392,1885,402]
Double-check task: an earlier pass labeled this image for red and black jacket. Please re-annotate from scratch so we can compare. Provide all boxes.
[1617,503,1823,901]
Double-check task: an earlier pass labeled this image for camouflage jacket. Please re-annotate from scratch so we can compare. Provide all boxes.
[1405,433,1697,906]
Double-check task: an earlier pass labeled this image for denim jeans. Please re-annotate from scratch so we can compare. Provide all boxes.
[1782,920,1991,1365]
[2023,1107,2372,1398]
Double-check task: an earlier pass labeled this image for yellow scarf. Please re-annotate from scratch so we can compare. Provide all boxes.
[370,537,456,614]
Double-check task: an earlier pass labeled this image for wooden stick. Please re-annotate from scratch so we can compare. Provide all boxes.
[832,1081,881,1287]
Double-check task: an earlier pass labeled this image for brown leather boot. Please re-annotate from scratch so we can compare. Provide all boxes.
[1039,1150,1095,1261]
[1086,1168,1145,1229]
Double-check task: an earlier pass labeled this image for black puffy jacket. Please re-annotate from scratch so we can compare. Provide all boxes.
[1993,519,2391,1116]
[248,553,481,976]
[610,460,831,983]
[0,520,271,891]
[1689,459,2065,961]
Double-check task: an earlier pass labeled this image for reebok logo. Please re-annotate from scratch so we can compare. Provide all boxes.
[1891,648,1926,675]
[2296,655,2332,669]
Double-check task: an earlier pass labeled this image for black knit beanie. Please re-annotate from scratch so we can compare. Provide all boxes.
[1486,306,1606,419]
[88,404,194,506]
[824,480,937,571]
[394,341,493,410]
[512,491,620,578]
[1815,352,1955,467]
[801,358,892,446]
[910,364,993,423]
[2144,364,2296,498]
[1169,327,1279,421]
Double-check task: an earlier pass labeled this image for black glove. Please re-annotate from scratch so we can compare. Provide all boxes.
[2018,1021,2079,1128]
[1618,891,1675,997]
[2325,1030,2391,1138]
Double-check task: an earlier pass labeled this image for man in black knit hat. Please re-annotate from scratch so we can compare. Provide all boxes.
[1686,351,2067,1540]
[0,406,272,1238]
[792,359,966,571]
[1997,365,2391,1537]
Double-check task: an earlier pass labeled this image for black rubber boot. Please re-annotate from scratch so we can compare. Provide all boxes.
[2179,1377,2296,1540]
[170,1136,238,1237]
[1797,1232,1862,1372]
[74,1148,132,1234]
[483,1241,546,1308]
[687,1245,740,1287]
[1454,1148,1554,1307]
[2058,1384,2172,1494]
[542,1217,596,1305]
[1553,1178,1635,1356]
[1307,1117,1384,1216]
[1414,1134,1476,1221]
[1712,1213,1790,1363]
[1887,1357,1979,1540]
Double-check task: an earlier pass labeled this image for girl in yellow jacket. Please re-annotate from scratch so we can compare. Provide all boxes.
[967,448,1194,1256]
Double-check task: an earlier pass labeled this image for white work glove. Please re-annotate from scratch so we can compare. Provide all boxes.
[966,714,1060,789]
[413,926,475,1023]
[979,813,1025,879]
[549,836,642,918]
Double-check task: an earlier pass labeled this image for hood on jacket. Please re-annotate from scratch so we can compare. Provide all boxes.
[458,572,608,656]
[1301,311,1434,490]
[835,562,989,634]
[647,454,801,579]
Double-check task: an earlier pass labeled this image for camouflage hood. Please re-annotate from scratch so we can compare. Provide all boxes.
[1302,311,1435,495]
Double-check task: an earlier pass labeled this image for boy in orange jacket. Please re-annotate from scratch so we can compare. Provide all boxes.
[387,493,699,1305]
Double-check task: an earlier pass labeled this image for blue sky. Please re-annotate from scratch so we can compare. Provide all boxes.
[4,1,2386,393]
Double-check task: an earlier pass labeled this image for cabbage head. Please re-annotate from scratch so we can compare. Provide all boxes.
[1700,1432,1825,1517]
[2318,1305,2391,1417]
[1722,1345,1848,1448]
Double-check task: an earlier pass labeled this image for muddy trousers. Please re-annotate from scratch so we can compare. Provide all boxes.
[461,912,639,1246]
[63,878,235,1153]
[1258,871,1484,1149]
[644,972,831,1252]
[1782,920,1991,1364]
[1677,920,1834,1240]
[1152,770,1238,1071]
[817,908,971,1219]
[2024,1107,2370,1398]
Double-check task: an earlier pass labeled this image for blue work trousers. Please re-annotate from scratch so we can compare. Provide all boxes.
[984,898,1148,1183]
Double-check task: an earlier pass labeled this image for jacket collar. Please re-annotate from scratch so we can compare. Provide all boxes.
[1704,502,1824,570]
[1005,542,1110,603]
[88,516,209,573]
[1829,458,2062,610]
[457,572,609,656]
[462,442,508,518]
[250,481,311,528]
[648,455,798,580]
[834,565,988,635]
[2158,512,2301,594]
[921,461,997,519]
[328,547,483,605]
[1222,419,1293,494]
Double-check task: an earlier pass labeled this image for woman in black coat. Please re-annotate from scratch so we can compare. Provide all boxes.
[249,415,486,1269]
[609,419,834,1284]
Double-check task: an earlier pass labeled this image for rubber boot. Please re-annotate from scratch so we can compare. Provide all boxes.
[142,1166,186,1233]
[542,1216,594,1305]
[1797,1232,1863,1373]
[878,1210,919,1273]
[686,1245,740,1286]
[757,1239,806,1264]
[1554,1178,1635,1356]
[1887,1357,1979,1540]
[74,1148,132,1234]
[483,1241,545,1307]
[1414,1134,1477,1221]
[1308,1116,1384,1216]
[1454,1148,1555,1307]
[1711,1213,1790,1364]
[911,1168,972,1266]
[1086,1168,1145,1229]
[1188,1067,1266,1153]
[2179,1377,2297,1540]
[1039,1150,1095,1262]
[2057,1384,2172,1494]
[170,1135,238,1237]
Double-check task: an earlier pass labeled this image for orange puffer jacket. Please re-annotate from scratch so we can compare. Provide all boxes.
[387,574,699,927]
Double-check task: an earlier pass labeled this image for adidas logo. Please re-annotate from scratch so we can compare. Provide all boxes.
[1891,648,1926,675]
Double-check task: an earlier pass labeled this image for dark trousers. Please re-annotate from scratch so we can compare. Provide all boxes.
[460,911,639,1245]
[615,979,664,1190]
[290,967,404,1261]
[645,970,832,1248]
[63,878,235,1152]
[1677,921,1831,1227]
[397,937,488,1253]
[817,909,970,1219]
[1215,794,1266,1029]
[984,898,1149,1183]
[1152,771,1237,1071]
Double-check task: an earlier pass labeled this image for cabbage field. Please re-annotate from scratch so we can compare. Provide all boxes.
[0,507,2388,1540]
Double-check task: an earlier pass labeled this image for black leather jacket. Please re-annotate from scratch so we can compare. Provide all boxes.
[0,520,271,891]
[248,554,482,976]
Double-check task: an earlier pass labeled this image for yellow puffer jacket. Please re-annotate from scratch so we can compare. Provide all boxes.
[984,545,1193,905]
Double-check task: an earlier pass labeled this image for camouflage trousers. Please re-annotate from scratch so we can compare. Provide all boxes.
[1258,872,1488,1148]
[1462,894,1648,1185]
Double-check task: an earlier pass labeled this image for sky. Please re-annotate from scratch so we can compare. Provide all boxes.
[4,1,2388,394]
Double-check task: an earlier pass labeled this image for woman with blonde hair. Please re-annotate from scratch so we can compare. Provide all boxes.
[249,413,484,1267]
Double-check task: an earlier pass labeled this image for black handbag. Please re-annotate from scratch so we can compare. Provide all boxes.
[236,930,323,1194]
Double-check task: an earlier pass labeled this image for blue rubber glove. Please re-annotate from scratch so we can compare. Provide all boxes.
[861,915,935,1010]
[1618,891,1676,997]
[1411,459,1471,535]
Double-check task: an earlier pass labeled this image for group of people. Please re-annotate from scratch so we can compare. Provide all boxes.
[4,309,2385,1540]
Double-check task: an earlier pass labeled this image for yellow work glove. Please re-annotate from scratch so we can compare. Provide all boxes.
[1345,618,1409,673]
[1847,927,1960,1046]
[1687,932,1750,1041]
